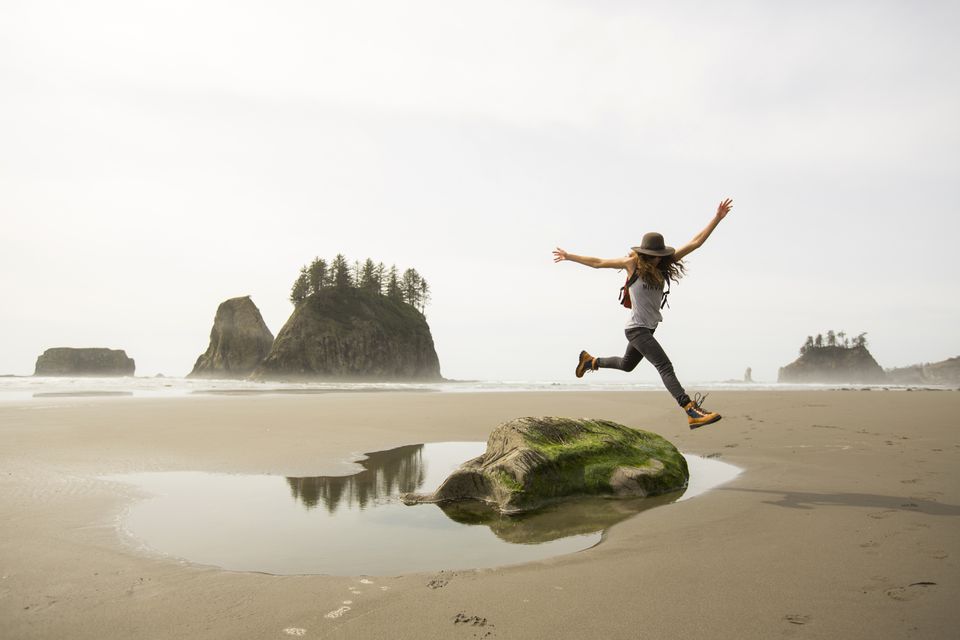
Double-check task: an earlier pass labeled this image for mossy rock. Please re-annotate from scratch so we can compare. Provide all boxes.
[438,492,681,543]
[402,416,688,514]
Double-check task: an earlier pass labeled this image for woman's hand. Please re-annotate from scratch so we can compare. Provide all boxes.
[674,197,733,260]
[715,198,733,220]
[552,247,569,263]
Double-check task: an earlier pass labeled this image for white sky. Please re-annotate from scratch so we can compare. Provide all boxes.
[2,0,958,382]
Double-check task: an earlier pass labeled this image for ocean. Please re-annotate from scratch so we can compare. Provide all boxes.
[0,375,927,403]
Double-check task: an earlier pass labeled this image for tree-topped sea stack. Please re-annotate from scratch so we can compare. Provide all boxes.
[402,417,688,514]
[252,255,441,381]
[289,254,430,312]
[189,296,274,379]
[778,330,886,383]
[34,348,135,376]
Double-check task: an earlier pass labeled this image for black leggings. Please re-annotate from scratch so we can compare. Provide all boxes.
[596,327,691,407]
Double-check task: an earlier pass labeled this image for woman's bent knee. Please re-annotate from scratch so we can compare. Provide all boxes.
[655,361,675,375]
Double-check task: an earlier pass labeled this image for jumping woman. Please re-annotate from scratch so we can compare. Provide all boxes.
[552,198,733,429]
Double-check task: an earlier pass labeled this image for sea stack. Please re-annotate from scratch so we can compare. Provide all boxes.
[34,348,135,376]
[253,286,442,381]
[778,345,886,384]
[189,296,274,379]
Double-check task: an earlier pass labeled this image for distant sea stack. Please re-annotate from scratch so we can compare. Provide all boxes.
[886,356,960,386]
[189,296,274,379]
[253,287,442,381]
[34,348,135,377]
[778,345,886,384]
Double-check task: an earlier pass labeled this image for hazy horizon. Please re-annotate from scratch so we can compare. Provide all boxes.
[2,1,958,382]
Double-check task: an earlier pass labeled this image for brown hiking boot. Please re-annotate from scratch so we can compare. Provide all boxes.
[685,392,721,429]
[576,350,597,378]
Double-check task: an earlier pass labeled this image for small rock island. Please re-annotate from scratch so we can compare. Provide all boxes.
[252,255,442,381]
[34,348,135,377]
[403,416,689,514]
[778,331,885,384]
[189,296,274,379]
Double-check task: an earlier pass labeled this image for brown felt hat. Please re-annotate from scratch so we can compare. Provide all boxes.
[631,232,675,257]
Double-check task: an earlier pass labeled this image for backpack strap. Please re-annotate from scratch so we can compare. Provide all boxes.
[621,268,672,310]
[619,269,640,306]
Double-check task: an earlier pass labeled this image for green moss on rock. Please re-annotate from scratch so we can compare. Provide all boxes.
[520,417,687,501]
[402,416,688,514]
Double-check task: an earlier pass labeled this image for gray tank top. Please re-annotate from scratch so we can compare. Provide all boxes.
[625,272,665,330]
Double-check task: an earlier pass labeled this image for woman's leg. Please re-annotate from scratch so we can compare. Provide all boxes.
[622,328,722,428]
[596,342,643,372]
[625,328,691,407]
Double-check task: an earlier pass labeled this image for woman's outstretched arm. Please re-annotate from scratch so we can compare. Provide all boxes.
[553,248,633,270]
[673,198,733,261]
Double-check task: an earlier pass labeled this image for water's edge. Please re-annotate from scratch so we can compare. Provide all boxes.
[100,445,742,576]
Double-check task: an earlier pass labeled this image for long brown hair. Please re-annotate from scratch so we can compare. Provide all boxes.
[633,252,686,288]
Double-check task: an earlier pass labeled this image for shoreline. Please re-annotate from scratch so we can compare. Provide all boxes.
[2,390,958,639]
[1,376,957,406]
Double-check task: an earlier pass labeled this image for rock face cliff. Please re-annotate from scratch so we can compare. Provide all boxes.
[778,345,886,384]
[34,348,135,376]
[886,356,960,385]
[252,287,441,381]
[189,296,274,379]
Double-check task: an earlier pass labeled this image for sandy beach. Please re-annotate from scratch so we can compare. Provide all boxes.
[1,389,958,639]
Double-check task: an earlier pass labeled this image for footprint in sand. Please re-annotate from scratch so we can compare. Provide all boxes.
[453,612,495,636]
[784,614,811,625]
[453,613,490,626]
[885,582,937,602]
[325,606,351,619]
[868,509,897,519]
[428,571,454,589]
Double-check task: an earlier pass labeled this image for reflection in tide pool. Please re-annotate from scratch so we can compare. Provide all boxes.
[104,443,740,576]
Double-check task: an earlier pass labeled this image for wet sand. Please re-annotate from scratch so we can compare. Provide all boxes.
[1,390,958,639]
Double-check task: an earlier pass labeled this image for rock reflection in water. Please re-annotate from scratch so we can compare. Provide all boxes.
[439,491,684,544]
[106,446,737,575]
[286,444,426,512]
[285,442,686,537]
